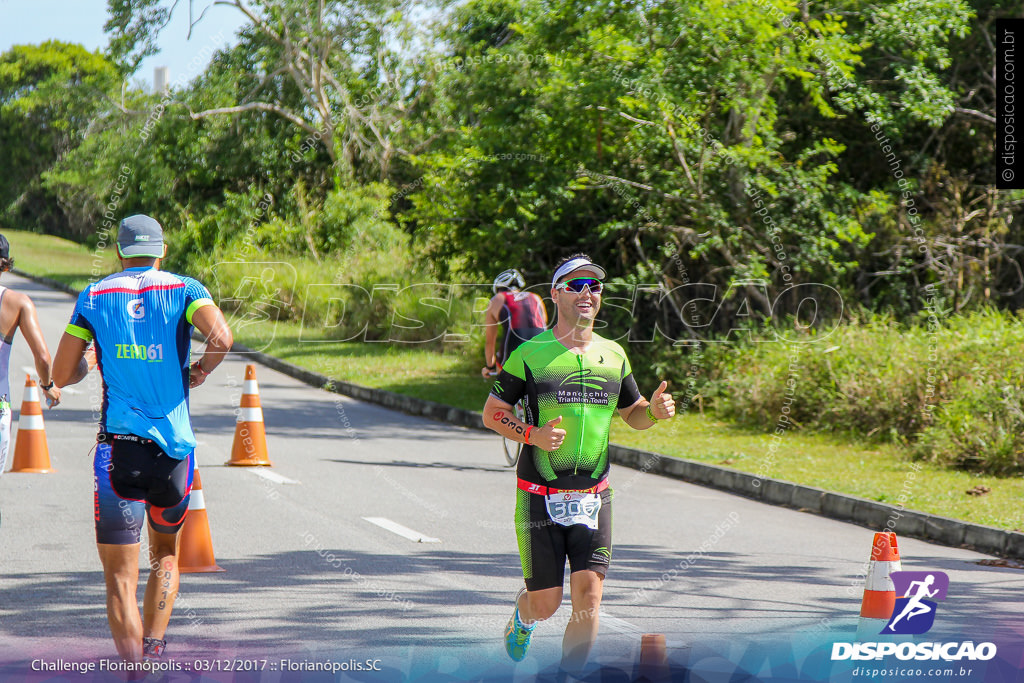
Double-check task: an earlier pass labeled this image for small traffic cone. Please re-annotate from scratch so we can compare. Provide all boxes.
[178,466,224,573]
[10,375,53,473]
[637,633,669,681]
[226,365,272,466]
[859,532,902,634]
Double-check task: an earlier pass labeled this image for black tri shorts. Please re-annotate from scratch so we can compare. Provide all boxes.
[514,485,613,592]
[93,433,194,545]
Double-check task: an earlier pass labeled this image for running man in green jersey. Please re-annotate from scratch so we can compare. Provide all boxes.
[483,254,675,673]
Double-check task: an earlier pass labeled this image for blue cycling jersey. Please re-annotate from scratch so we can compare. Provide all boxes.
[65,267,214,459]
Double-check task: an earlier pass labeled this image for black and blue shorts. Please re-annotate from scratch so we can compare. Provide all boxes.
[93,433,194,545]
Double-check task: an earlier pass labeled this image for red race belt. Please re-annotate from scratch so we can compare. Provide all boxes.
[517,477,609,496]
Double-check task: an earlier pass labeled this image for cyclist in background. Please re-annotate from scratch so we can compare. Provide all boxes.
[481,269,548,377]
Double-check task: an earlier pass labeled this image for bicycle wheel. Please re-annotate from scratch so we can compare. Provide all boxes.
[502,402,526,467]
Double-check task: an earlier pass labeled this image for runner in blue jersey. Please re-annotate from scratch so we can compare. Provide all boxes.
[52,215,233,667]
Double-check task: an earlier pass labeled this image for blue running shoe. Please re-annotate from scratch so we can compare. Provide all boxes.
[504,587,535,662]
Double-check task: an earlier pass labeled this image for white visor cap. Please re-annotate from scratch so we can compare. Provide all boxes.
[551,257,607,289]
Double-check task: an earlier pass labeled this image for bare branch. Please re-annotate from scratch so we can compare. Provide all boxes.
[663,115,698,192]
[213,0,283,43]
[161,0,184,32]
[579,169,655,192]
[187,0,218,39]
[953,107,996,124]
[617,110,657,126]
[189,101,318,135]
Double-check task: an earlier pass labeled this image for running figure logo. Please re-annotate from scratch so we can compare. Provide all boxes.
[883,571,949,634]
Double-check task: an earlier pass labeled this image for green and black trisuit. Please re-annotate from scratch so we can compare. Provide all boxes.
[490,329,642,591]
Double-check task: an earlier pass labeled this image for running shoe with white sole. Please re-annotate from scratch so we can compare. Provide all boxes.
[504,587,536,662]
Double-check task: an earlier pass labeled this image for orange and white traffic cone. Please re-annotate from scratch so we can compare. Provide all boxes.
[226,365,272,466]
[858,531,902,635]
[638,633,670,681]
[10,375,53,473]
[179,465,224,573]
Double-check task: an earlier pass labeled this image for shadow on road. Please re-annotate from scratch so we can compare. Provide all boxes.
[3,546,1020,656]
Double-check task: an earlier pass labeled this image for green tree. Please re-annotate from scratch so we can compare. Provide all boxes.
[405,0,980,328]
[106,0,442,183]
[0,41,119,234]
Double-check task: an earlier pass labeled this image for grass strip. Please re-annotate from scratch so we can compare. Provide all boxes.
[237,321,1024,532]
[7,230,1022,531]
[4,229,116,292]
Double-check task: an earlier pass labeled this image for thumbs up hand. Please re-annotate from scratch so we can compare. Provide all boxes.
[648,380,675,420]
[533,415,566,452]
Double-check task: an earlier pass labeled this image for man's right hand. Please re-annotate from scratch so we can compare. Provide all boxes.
[189,362,210,388]
[42,385,61,408]
[531,415,565,451]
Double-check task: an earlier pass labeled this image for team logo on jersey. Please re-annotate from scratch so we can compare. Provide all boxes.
[557,369,610,405]
[127,298,145,320]
[115,343,164,362]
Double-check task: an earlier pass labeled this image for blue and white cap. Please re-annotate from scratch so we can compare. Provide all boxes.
[551,256,606,289]
[117,214,165,258]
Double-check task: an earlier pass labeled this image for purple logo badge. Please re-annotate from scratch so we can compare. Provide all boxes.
[882,571,950,635]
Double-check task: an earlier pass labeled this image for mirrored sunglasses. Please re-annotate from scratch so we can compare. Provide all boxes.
[555,278,603,294]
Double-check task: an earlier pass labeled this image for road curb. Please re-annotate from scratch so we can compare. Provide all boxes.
[231,342,1024,560]
[12,269,80,296]
[232,343,486,431]
[13,270,1022,560]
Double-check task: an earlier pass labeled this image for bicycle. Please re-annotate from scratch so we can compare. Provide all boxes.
[487,368,526,467]
[502,401,526,467]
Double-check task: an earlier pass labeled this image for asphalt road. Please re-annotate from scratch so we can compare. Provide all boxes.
[1,272,1023,682]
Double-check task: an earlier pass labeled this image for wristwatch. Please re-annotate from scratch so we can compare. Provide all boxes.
[40,380,54,391]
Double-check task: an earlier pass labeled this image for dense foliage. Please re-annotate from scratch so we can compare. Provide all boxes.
[2,0,1023,471]
[706,308,1024,475]
[0,41,119,235]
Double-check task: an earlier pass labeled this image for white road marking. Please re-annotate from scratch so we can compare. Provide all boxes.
[363,517,440,543]
[247,468,300,485]
[598,610,687,649]
[599,610,645,638]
